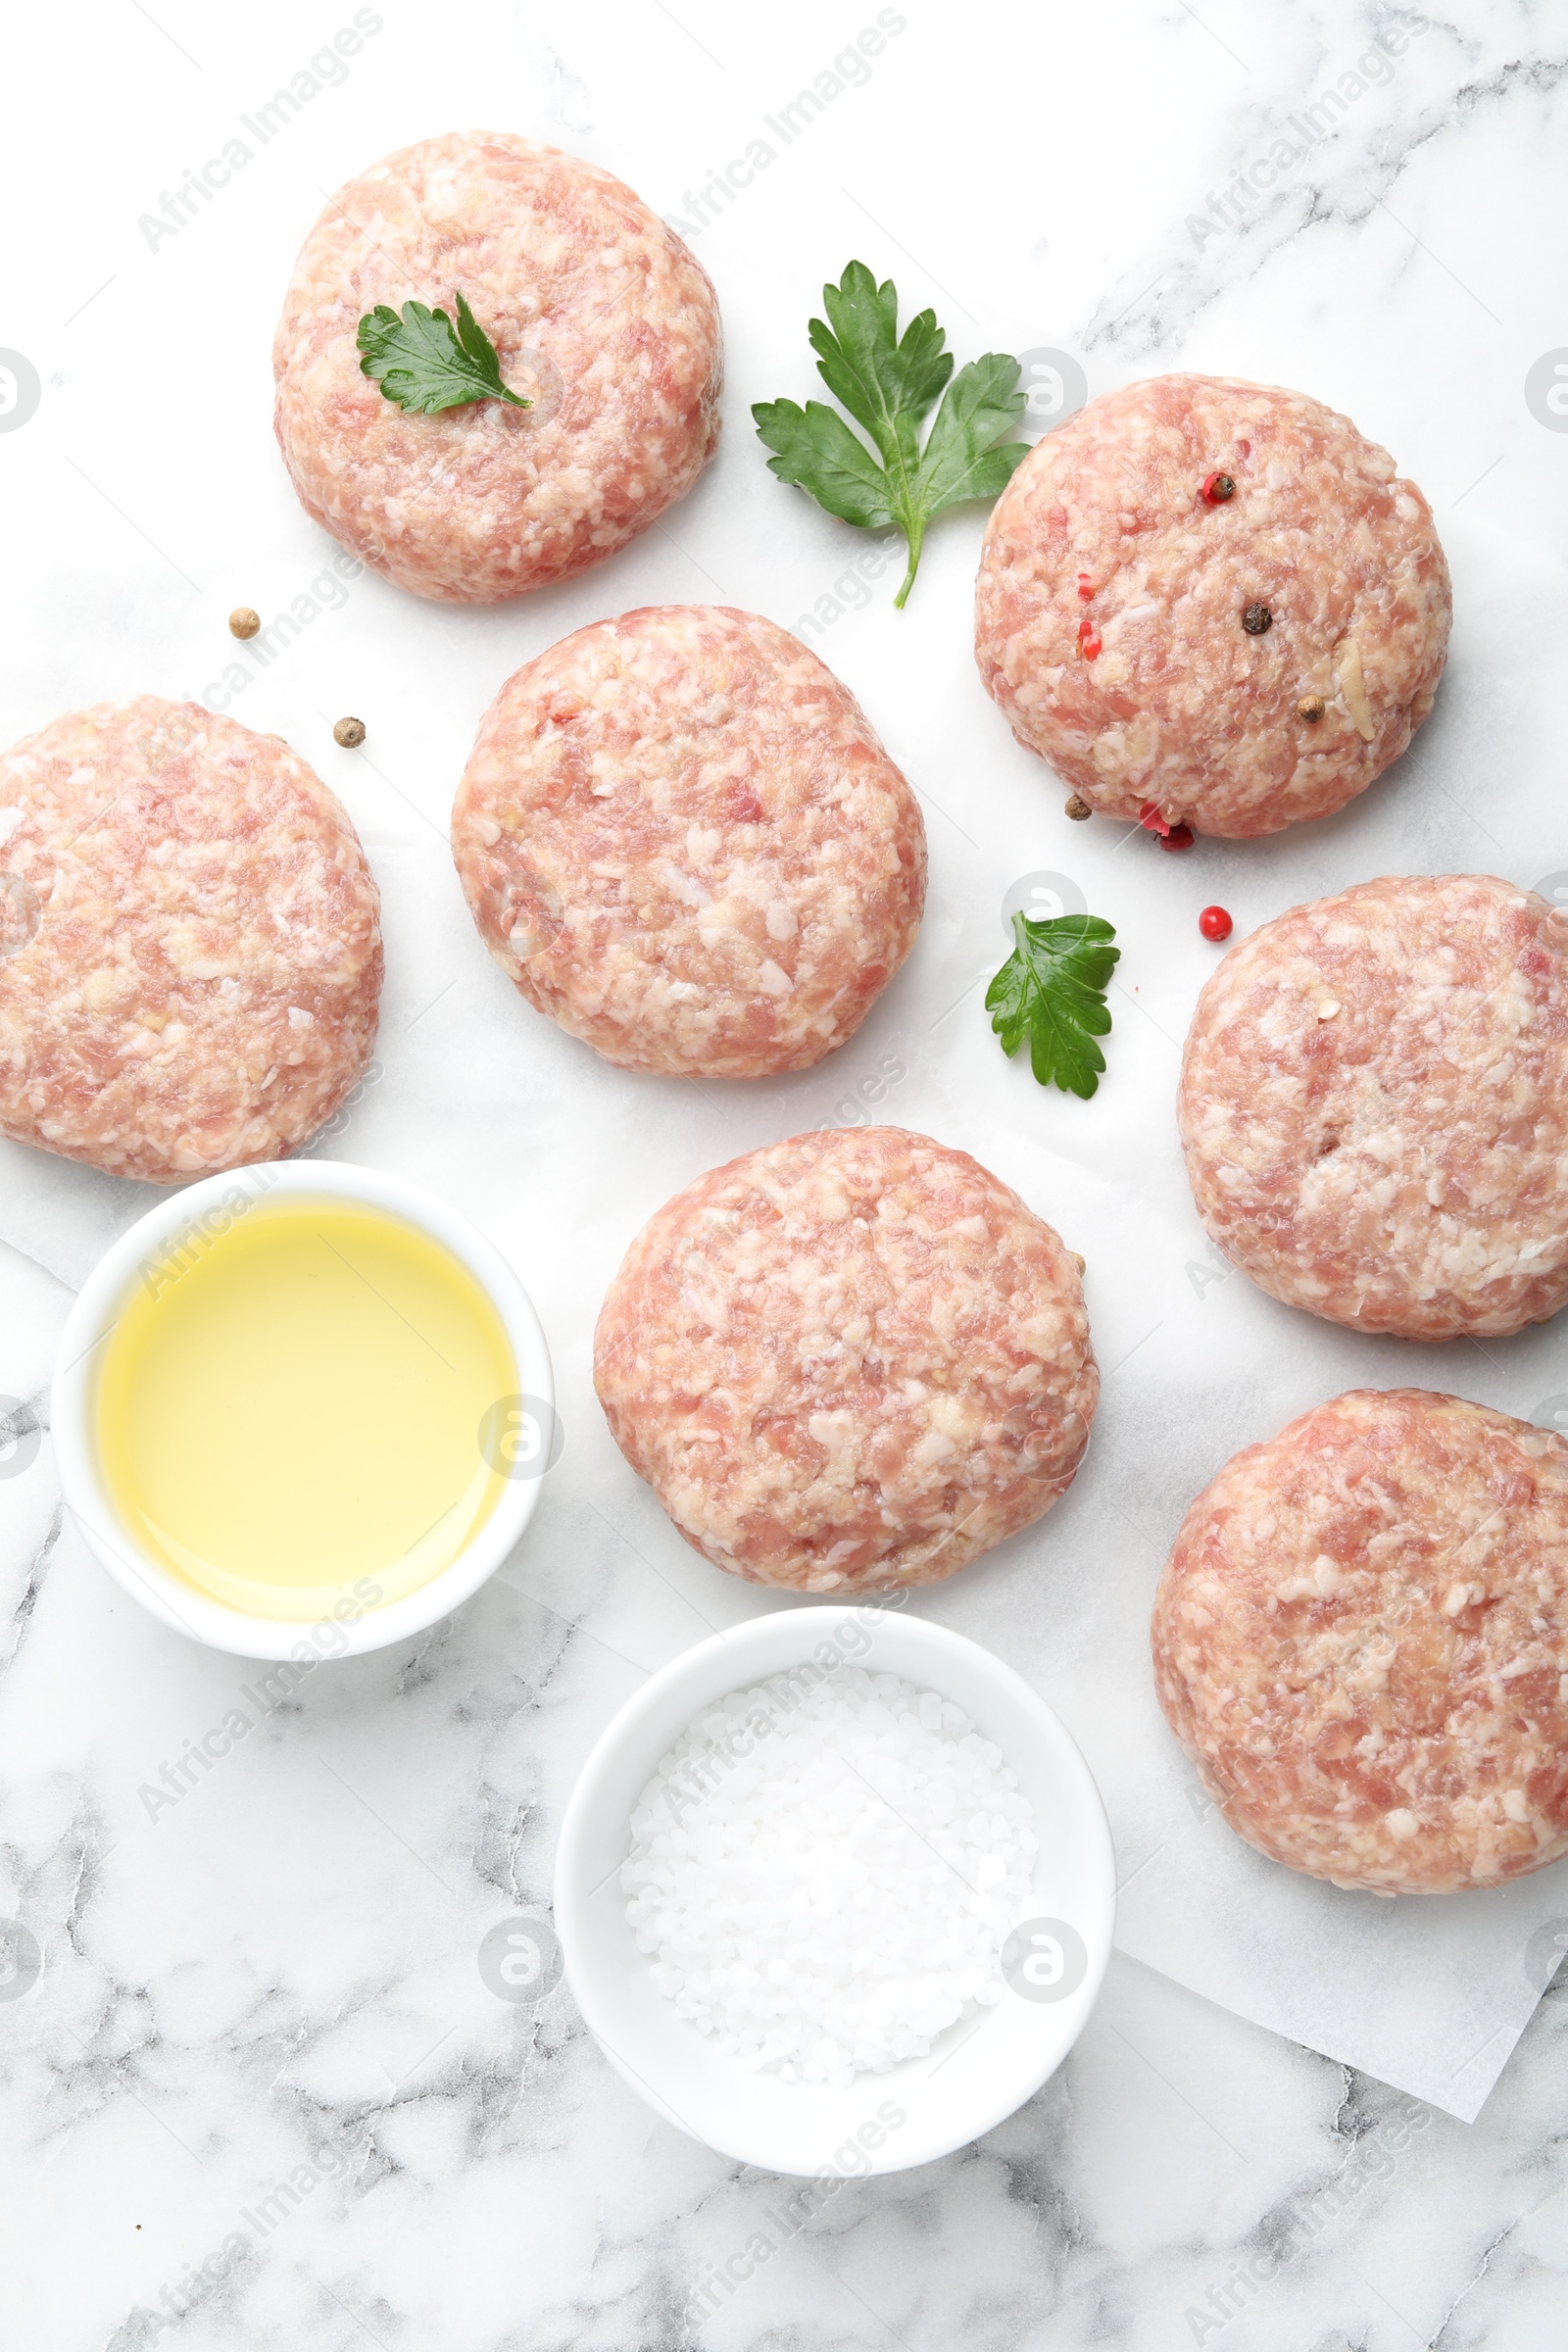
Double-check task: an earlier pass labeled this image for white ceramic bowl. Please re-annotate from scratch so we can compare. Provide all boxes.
[555,1607,1115,2177]
[52,1159,553,1660]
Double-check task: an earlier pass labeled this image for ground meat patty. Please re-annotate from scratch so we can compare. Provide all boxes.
[594,1127,1097,1592]
[0,699,381,1182]
[1152,1389,1568,1894]
[272,132,722,603]
[1179,874,1568,1341]
[452,607,926,1077]
[975,374,1450,838]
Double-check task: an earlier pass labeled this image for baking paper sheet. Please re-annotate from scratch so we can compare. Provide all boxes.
[4,124,1567,2122]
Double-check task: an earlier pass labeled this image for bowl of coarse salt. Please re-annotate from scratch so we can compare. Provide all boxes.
[554,1606,1115,2176]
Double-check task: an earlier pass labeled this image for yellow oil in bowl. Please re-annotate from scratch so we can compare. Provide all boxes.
[93,1195,518,1621]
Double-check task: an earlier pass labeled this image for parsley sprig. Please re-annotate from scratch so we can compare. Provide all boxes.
[987,911,1120,1098]
[356,292,532,415]
[753,261,1028,607]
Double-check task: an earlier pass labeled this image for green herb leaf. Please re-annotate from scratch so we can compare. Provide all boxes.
[808,260,951,470]
[753,261,1028,607]
[747,398,896,529]
[915,352,1034,512]
[356,291,532,415]
[986,910,1120,1098]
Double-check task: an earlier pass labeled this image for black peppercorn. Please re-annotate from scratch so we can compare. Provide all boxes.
[1242,603,1272,634]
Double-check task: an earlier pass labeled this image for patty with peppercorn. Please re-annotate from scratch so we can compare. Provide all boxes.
[974,375,1450,839]
[1152,1388,1568,1894]
[1180,874,1568,1340]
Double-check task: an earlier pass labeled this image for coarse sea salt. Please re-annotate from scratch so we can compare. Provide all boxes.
[621,1666,1038,2087]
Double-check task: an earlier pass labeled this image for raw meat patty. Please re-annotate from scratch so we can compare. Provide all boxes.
[1152,1388,1568,1893]
[0,699,382,1182]
[451,606,926,1077]
[594,1127,1097,1591]
[1179,874,1568,1341]
[975,374,1450,838]
[272,131,722,602]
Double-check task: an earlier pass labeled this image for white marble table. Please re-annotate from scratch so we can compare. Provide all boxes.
[4,1,1568,2342]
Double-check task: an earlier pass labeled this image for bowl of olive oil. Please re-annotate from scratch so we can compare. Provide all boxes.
[53,1161,554,1658]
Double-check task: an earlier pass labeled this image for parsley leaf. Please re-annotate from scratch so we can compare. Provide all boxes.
[357,292,532,415]
[986,911,1120,1098]
[753,261,1028,607]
